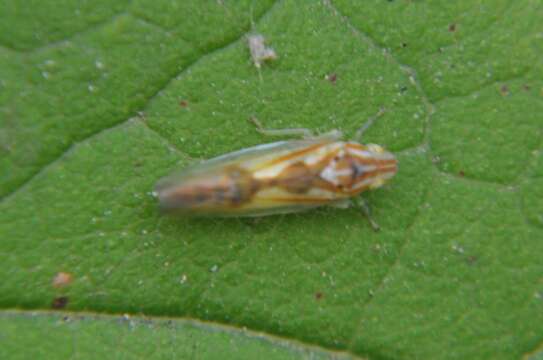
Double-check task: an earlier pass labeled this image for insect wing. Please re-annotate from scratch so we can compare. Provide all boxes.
[155,138,339,216]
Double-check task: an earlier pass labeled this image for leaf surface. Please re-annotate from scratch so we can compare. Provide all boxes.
[1,1,542,359]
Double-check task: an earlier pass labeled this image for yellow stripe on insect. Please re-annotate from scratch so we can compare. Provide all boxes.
[154,109,397,230]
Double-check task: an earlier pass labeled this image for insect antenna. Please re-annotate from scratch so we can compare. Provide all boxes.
[354,107,387,141]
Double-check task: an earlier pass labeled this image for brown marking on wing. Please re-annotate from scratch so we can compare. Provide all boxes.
[302,148,345,193]
[256,146,344,196]
[275,161,316,194]
[223,166,261,206]
[311,177,342,193]
[164,166,261,209]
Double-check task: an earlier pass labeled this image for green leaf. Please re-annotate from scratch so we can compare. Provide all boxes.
[0,310,353,360]
[1,1,542,359]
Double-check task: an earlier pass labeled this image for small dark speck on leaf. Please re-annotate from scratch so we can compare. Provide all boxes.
[325,73,337,84]
[466,255,478,265]
[522,84,531,91]
[401,42,408,48]
[448,23,457,32]
[52,296,69,309]
[179,100,188,108]
[500,84,510,96]
[400,85,408,93]
[459,170,465,177]
[315,292,324,300]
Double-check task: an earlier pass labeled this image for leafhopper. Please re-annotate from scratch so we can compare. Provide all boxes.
[155,110,397,229]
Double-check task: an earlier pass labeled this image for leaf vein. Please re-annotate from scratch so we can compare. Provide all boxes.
[1,0,279,203]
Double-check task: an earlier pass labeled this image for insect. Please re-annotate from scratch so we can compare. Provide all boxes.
[247,33,277,69]
[155,110,397,230]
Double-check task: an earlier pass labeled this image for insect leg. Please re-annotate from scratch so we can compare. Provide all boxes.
[355,197,380,232]
[249,116,314,138]
[354,107,386,141]
[249,117,342,140]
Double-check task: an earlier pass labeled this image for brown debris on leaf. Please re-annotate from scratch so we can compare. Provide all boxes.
[52,272,73,288]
